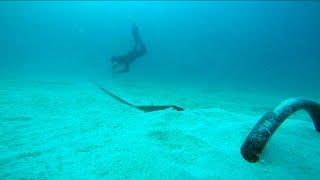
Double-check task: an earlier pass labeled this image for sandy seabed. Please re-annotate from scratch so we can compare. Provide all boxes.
[0,79,319,179]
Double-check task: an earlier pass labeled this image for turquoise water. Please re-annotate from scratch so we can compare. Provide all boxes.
[1,1,320,89]
[0,1,320,179]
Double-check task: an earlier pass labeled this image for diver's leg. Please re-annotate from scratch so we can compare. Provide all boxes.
[132,24,141,44]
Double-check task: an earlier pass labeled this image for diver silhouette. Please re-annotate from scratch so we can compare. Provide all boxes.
[111,24,147,74]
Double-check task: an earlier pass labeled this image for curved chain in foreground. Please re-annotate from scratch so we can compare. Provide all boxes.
[241,98,320,162]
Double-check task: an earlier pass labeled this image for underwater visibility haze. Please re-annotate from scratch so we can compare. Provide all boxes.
[0,1,320,179]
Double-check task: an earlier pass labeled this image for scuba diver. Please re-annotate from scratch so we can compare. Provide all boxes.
[111,24,147,74]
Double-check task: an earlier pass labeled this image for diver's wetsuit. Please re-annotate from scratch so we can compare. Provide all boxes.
[111,24,147,74]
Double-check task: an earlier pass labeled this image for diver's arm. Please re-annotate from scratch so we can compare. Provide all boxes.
[113,62,130,73]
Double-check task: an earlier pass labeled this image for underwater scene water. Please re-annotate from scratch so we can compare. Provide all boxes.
[0,1,320,179]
